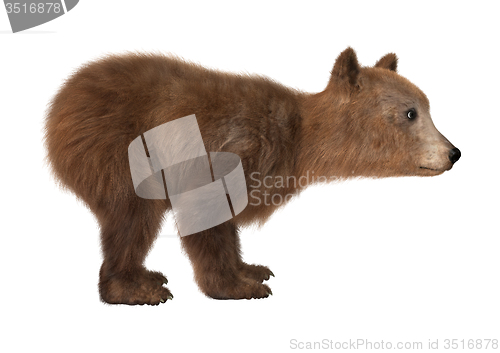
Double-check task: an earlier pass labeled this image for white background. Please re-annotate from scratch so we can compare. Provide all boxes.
[1,1,499,352]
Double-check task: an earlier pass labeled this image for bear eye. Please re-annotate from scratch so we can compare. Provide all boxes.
[407,108,417,120]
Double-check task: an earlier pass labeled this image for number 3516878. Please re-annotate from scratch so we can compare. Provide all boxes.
[444,339,498,350]
[5,3,62,14]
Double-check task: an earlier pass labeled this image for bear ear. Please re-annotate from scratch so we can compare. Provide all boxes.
[375,53,398,72]
[329,47,361,87]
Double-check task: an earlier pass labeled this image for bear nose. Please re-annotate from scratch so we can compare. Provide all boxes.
[449,148,461,164]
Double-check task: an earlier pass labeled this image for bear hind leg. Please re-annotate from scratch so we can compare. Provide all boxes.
[97,198,172,305]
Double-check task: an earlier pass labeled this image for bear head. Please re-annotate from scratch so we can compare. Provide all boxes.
[299,47,460,179]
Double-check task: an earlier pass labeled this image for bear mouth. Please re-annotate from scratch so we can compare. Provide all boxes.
[419,166,447,175]
[419,166,440,172]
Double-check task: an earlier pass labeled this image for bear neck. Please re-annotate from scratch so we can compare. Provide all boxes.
[295,90,370,186]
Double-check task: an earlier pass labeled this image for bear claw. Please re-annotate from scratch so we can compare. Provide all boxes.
[160,293,174,303]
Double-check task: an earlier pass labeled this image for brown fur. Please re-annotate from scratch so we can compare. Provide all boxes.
[44,48,458,304]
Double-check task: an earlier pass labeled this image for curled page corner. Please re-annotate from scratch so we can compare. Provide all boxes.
[128,114,248,236]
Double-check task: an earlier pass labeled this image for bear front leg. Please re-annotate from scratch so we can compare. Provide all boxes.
[97,198,173,305]
[181,222,273,299]
[231,225,274,283]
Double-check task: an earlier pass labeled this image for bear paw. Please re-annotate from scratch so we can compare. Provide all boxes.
[240,263,274,283]
[206,277,273,300]
[99,269,172,305]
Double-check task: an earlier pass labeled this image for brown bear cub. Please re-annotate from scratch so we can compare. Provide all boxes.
[44,48,460,305]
